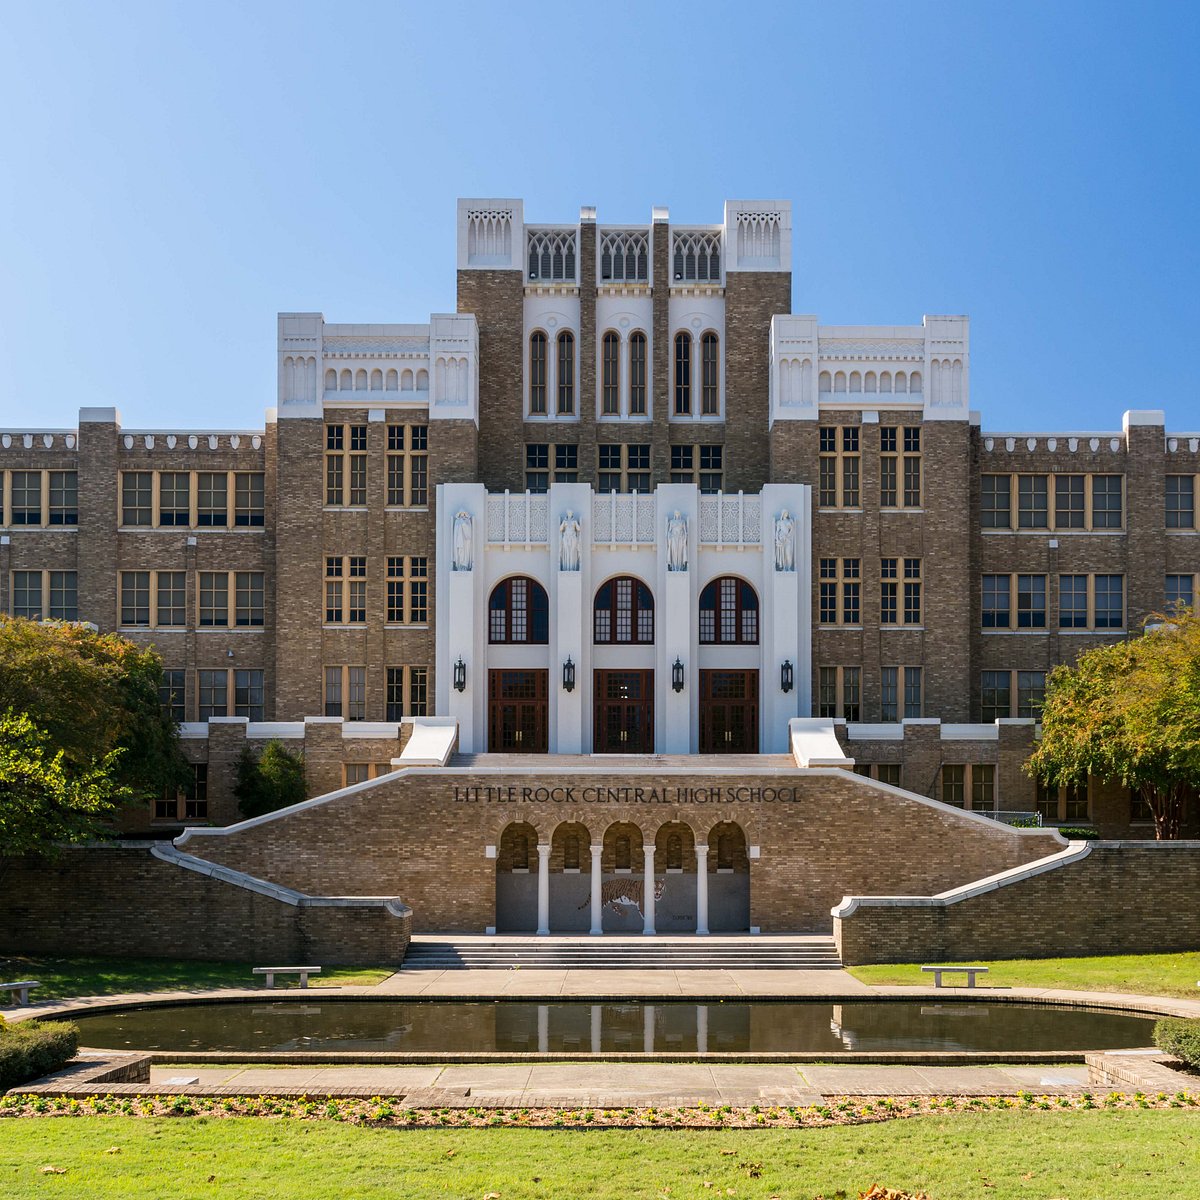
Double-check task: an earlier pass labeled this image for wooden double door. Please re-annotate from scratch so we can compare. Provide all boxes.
[699,669,759,753]
[488,670,549,753]
[593,670,654,754]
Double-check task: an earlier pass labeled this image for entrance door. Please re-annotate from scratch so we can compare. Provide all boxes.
[593,670,654,753]
[488,670,549,753]
[699,670,759,753]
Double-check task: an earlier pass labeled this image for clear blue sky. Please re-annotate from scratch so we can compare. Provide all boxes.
[1,1,1197,432]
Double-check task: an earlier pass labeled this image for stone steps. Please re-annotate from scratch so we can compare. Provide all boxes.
[402,936,842,971]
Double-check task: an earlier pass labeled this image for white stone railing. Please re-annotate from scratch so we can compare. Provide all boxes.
[120,432,264,452]
[698,493,761,547]
[0,431,78,450]
[486,491,550,546]
[591,493,656,546]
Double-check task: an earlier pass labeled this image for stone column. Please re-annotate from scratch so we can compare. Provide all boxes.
[589,843,604,935]
[536,843,551,936]
[642,844,656,935]
[695,843,710,935]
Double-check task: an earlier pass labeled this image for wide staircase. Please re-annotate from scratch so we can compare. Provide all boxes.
[402,933,842,971]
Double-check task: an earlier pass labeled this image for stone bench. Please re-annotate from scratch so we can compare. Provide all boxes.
[252,966,321,989]
[921,965,989,988]
[1,980,41,1006]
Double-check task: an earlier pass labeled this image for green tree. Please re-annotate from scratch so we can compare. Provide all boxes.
[234,740,307,819]
[0,711,131,866]
[0,616,187,799]
[1028,610,1200,839]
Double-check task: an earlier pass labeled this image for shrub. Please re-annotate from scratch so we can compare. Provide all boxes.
[0,1019,79,1090]
[1154,1018,1200,1068]
[1057,826,1100,839]
[234,740,306,819]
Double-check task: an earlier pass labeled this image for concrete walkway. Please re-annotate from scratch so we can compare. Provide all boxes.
[147,1061,1092,1105]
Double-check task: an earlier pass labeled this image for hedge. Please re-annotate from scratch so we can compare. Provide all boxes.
[0,1019,79,1090]
[1154,1018,1200,1069]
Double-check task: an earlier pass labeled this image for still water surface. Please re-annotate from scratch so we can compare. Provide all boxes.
[70,999,1155,1055]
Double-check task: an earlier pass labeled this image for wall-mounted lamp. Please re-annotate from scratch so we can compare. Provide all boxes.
[453,657,467,693]
[672,657,685,693]
[562,656,576,693]
[226,648,234,659]
[780,659,794,694]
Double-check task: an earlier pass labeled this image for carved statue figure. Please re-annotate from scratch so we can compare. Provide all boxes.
[666,510,688,572]
[559,510,581,572]
[452,510,473,572]
[774,509,795,572]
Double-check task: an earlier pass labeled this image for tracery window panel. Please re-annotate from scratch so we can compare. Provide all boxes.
[593,576,654,644]
[489,576,549,644]
[698,576,759,645]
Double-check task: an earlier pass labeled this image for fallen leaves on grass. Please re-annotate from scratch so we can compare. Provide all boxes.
[859,1188,933,1200]
[39,1166,67,1175]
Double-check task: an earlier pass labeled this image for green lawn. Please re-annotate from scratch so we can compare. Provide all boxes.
[849,951,1200,999]
[2,1113,1198,1199]
[0,956,392,1001]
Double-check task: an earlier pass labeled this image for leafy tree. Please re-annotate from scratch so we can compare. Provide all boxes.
[0,711,130,867]
[1028,610,1200,839]
[0,616,188,799]
[234,740,307,819]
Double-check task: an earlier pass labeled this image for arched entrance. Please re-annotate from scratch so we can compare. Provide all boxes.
[704,820,751,931]
[547,821,592,932]
[495,821,539,932]
[652,822,698,933]
[598,822,648,932]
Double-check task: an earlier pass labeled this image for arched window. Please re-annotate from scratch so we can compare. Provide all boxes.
[557,332,575,415]
[594,576,654,644]
[370,368,383,391]
[339,369,352,390]
[629,332,647,415]
[489,577,549,644]
[601,331,620,415]
[355,368,368,390]
[529,332,547,415]
[324,368,337,390]
[699,577,759,644]
[674,332,691,415]
[700,332,719,415]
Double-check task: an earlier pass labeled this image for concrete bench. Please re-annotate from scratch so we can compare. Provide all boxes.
[921,965,989,988]
[252,966,321,989]
[1,980,41,1006]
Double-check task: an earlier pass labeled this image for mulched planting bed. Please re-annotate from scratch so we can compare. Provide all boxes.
[3,1089,1198,1127]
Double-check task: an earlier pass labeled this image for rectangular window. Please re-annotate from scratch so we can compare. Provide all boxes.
[1166,574,1195,612]
[11,471,42,525]
[629,334,647,415]
[818,426,860,508]
[699,445,722,493]
[881,666,898,722]
[877,764,902,787]
[11,571,43,619]
[1059,573,1124,631]
[1017,475,1048,529]
[981,670,1012,722]
[880,426,921,508]
[184,763,209,820]
[674,334,691,414]
[48,570,78,620]
[880,557,897,625]
[1166,475,1196,530]
[233,668,265,720]
[1039,781,1090,824]
[234,472,265,526]
[941,764,966,808]
[554,444,578,483]
[817,666,860,721]
[235,572,264,627]
[525,444,549,493]
[159,472,191,526]
[325,424,367,506]
[557,334,575,415]
[981,475,1012,529]
[982,574,1011,629]
[1017,670,1046,718]
[197,669,229,719]
[196,472,228,526]
[156,571,187,627]
[325,556,366,624]
[700,334,719,415]
[386,424,429,507]
[386,665,429,720]
[943,764,996,811]
[602,334,619,414]
[198,572,229,627]
[120,571,151,626]
[529,333,547,414]
[818,557,860,626]
[159,669,186,722]
[670,444,693,485]
[1091,475,1123,529]
[122,471,153,526]
[47,471,78,525]
[904,666,923,718]
[971,764,995,810]
[1016,574,1047,629]
[1054,474,1085,529]
[387,556,428,624]
[903,557,921,625]
[323,665,366,720]
[598,444,650,493]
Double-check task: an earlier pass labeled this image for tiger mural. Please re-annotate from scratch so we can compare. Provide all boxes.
[578,877,666,917]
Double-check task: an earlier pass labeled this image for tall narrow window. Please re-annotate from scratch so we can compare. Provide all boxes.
[700,332,719,415]
[529,332,548,415]
[674,332,691,414]
[629,332,647,415]
[556,332,575,415]
[601,331,620,415]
